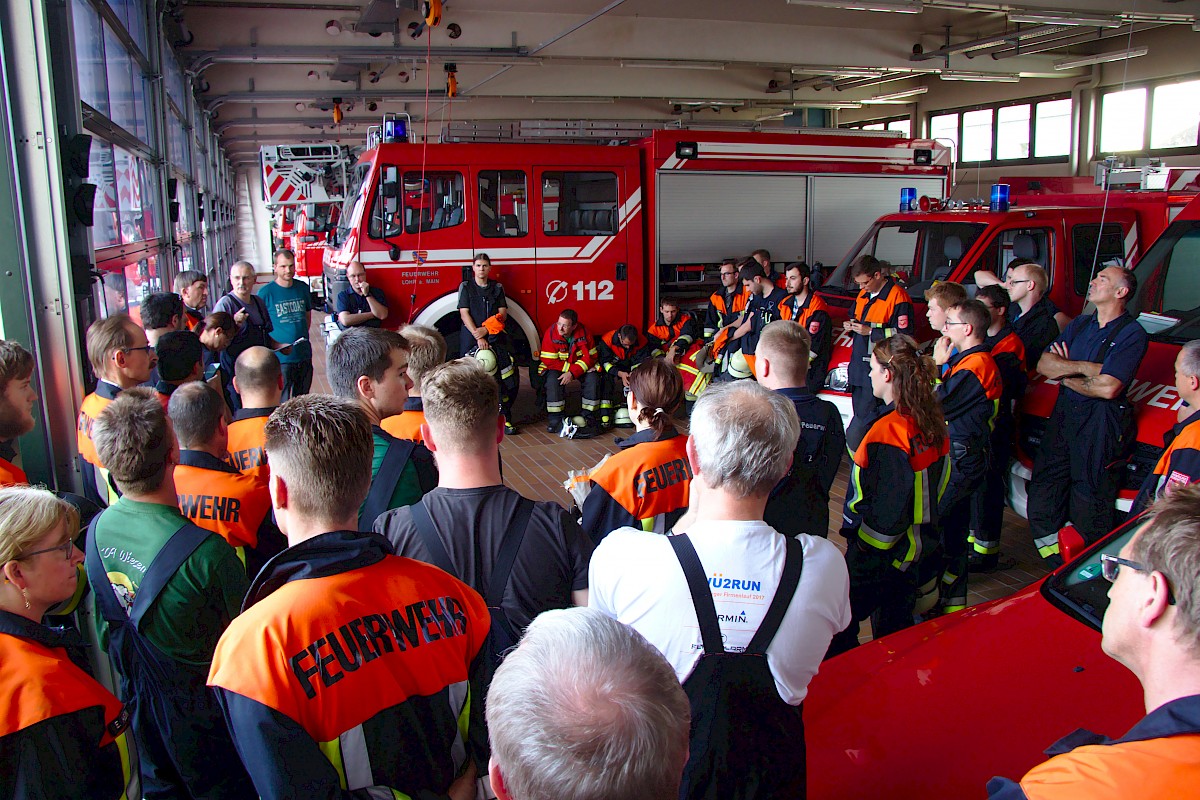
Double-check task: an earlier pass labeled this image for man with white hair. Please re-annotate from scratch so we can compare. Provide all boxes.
[590,380,850,800]
[486,607,690,800]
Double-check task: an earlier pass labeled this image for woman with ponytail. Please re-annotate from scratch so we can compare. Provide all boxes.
[581,359,692,544]
[828,335,951,656]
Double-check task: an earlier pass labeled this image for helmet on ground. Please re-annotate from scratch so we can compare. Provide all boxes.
[615,407,632,427]
[727,350,753,381]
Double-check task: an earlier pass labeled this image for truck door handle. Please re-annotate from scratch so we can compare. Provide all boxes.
[616,262,627,281]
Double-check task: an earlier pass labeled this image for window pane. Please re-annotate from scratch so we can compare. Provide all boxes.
[961,108,994,162]
[930,113,959,155]
[113,146,146,244]
[90,140,119,248]
[1035,98,1071,157]
[1151,80,1200,150]
[863,123,885,131]
[542,172,618,236]
[996,105,1031,160]
[1100,87,1147,153]
[887,119,911,137]
[139,161,159,240]
[403,171,464,233]
[1072,223,1126,295]
[479,170,528,238]
[72,0,108,115]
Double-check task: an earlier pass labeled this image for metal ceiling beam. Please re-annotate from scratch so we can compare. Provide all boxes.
[207,89,446,111]
[909,24,1065,61]
[188,45,530,74]
[215,116,382,134]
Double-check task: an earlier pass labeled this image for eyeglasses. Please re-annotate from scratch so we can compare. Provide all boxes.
[719,271,736,277]
[17,538,76,561]
[121,345,155,355]
[1006,278,1033,286]
[942,320,970,328]
[1101,553,1176,604]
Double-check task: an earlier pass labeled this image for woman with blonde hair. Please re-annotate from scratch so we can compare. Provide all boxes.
[582,358,692,544]
[828,335,951,656]
[0,485,140,798]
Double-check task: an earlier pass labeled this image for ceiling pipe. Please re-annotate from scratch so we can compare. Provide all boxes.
[215,116,381,134]
[979,23,1165,60]
[909,24,1065,61]
[831,72,930,92]
[206,89,444,111]
[188,45,530,75]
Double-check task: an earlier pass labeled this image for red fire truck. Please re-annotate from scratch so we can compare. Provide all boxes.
[815,166,1200,515]
[323,126,951,356]
[260,144,351,274]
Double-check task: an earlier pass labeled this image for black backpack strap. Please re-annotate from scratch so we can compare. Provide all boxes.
[87,516,209,630]
[745,536,805,655]
[667,533,725,655]
[409,499,455,574]
[359,436,417,530]
[486,498,535,608]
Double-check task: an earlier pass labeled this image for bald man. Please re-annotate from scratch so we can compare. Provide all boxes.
[226,347,283,479]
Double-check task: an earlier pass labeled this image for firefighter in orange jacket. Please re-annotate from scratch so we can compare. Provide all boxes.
[168,382,282,576]
[843,255,915,425]
[208,395,491,800]
[596,325,655,429]
[1131,341,1200,516]
[779,262,833,387]
[582,359,691,543]
[829,336,950,657]
[701,259,749,374]
[225,346,283,479]
[538,309,602,433]
[646,298,700,364]
[933,299,1003,613]
[77,315,158,506]
[987,485,1200,800]
[1,486,142,800]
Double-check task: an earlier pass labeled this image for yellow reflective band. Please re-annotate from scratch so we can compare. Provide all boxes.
[235,546,247,568]
[941,571,959,585]
[1038,542,1061,558]
[943,604,966,613]
[457,685,472,744]
[859,522,902,549]
[319,738,348,789]
[115,730,140,800]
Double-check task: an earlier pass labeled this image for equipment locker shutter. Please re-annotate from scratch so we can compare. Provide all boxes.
[657,172,808,264]
[808,176,945,266]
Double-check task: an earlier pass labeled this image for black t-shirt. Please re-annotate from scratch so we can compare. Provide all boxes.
[373,485,591,630]
[336,287,389,328]
[457,280,507,324]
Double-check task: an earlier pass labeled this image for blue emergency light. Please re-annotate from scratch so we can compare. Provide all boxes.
[990,183,1010,213]
[384,118,408,143]
[900,187,916,212]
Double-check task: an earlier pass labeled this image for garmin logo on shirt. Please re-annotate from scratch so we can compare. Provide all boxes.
[289,595,469,699]
[178,493,242,523]
[717,611,749,623]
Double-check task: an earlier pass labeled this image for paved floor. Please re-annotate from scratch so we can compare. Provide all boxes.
[311,321,1050,633]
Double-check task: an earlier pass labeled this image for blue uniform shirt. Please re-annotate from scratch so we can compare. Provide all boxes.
[336,287,389,328]
[1050,311,1148,404]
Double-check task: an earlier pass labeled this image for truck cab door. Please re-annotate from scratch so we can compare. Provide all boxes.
[533,168,633,340]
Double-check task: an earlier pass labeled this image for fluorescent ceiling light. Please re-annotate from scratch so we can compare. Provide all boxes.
[785,0,922,12]
[939,71,1020,83]
[671,100,745,107]
[791,67,886,78]
[862,86,928,103]
[1054,46,1149,70]
[1009,13,1123,27]
[760,102,863,110]
[621,60,725,71]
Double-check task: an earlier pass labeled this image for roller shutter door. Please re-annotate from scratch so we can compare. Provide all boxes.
[808,176,945,266]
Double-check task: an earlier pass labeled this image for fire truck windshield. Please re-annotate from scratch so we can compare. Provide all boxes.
[1130,219,1200,343]
[336,163,371,243]
[825,220,987,300]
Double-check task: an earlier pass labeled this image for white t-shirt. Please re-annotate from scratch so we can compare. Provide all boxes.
[589,520,850,704]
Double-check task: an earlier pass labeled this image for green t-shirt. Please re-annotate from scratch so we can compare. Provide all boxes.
[92,497,248,667]
[368,431,425,515]
[257,280,313,364]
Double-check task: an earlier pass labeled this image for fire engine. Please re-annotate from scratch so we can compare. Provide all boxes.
[260,143,352,277]
[323,120,951,358]
[815,165,1200,516]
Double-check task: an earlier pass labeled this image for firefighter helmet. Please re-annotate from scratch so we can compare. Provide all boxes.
[727,350,753,380]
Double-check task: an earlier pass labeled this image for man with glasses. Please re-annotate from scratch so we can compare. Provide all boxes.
[843,254,914,425]
[1002,261,1060,373]
[77,314,158,507]
[969,285,1028,571]
[1028,266,1148,565]
[700,258,748,379]
[987,485,1200,799]
[933,299,1002,613]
